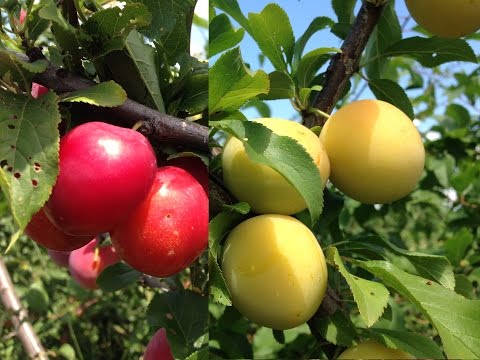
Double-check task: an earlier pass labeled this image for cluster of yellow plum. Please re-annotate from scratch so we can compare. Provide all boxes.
[220,99,425,334]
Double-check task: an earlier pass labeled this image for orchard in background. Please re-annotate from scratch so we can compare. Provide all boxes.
[209,0,480,359]
[0,0,208,359]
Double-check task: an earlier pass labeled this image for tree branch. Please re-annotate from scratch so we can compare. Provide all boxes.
[30,64,209,150]
[0,257,49,360]
[304,0,386,128]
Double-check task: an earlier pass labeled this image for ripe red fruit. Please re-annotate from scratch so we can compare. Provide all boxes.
[47,249,71,268]
[68,239,120,290]
[25,208,92,251]
[111,166,208,277]
[31,83,49,99]
[167,156,208,194]
[45,122,157,235]
[143,328,174,360]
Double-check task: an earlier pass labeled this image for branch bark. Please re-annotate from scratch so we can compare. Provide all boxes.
[304,0,386,128]
[29,64,209,150]
[0,257,49,360]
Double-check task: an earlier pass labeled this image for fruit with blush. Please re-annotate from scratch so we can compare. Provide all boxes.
[110,166,208,278]
[45,122,157,236]
[143,328,174,360]
[68,239,120,290]
[25,208,93,251]
[167,156,208,194]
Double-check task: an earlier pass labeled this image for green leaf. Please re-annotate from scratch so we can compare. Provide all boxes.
[367,79,414,119]
[365,328,445,359]
[445,228,474,266]
[209,47,269,114]
[364,1,402,79]
[381,37,477,68]
[18,59,49,74]
[179,73,209,115]
[340,235,455,290]
[258,71,295,101]
[298,86,322,109]
[332,0,356,23]
[426,153,455,188]
[312,310,357,346]
[293,17,335,71]
[214,0,251,34]
[60,81,127,107]
[38,0,74,31]
[0,90,60,250]
[185,348,208,360]
[58,344,76,360]
[23,280,49,313]
[82,4,151,58]
[131,0,195,62]
[455,274,475,300]
[295,47,340,88]
[147,290,208,359]
[327,247,389,327]
[248,4,295,71]
[26,6,51,42]
[209,13,245,57]
[209,206,248,258]
[96,262,141,292]
[124,30,165,112]
[209,251,232,306]
[211,120,324,226]
[358,260,480,359]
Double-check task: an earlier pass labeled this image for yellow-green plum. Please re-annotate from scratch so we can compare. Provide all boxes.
[337,340,415,359]
[405,0,480,38]
[319,100,425,204]
[221,214,328,330]
[222,118,330,215]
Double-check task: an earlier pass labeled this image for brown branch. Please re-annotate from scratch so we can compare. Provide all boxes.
[304,0,386,128]
[31,64,209,150]
[0,257,49,360]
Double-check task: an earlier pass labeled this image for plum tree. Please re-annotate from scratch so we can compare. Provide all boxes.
[319,99,425,204]
[25,208,92,251]
[143,328,174,360]
[110,166,208,278]
[45,122,157,236]
[222,118,330,215]
[405,0,480,38]
[221,214,328,330]
[337,340,414,359]
[68,239,120,290]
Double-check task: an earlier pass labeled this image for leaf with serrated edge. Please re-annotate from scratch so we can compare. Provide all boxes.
[209,251,232,306]
[60,81,127,107]
[358,260,480,359]
[327,247,389,327]
[209,13,245,57]
[248,4,295,71]
[209,47,269,114]
[368,79,414,119]
[211,120,323,226]
[0,91,60,251]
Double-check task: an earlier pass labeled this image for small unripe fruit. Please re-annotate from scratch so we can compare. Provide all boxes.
[221,214,328,330]
[319,100,425,204]
[337,340,414,359]
[68,239,120,290]
[405,0,480,38]
[222,118,330,215]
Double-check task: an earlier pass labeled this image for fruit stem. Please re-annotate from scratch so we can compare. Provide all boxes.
[307,107,331,120]
[131,121,144,132]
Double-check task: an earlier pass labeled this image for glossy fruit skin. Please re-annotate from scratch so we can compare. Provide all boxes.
[221,214,328,330]
[47,249,71,268]
[222,118,330,215]
[167,156,208,194]
[45,122,157,235]
[337,340,415,359]
[68,239,120,290]
[25,208,93,251]
[110,166,208,278]
[319,100,425,204]
[405,0,480,38]
[143,328,174,360]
